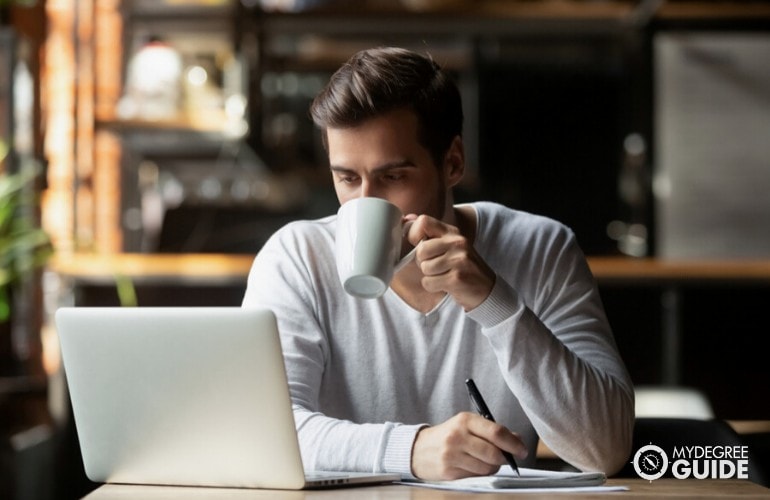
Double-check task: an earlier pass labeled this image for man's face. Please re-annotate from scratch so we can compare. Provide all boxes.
[327,108,459,220]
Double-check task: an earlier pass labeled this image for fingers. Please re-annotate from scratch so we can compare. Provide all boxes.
[411,412,528,481]
[417,235,472,278]
[404,214,458,246]
[401,214,495,310]
[467,414,529,461]
[401,214,418,241]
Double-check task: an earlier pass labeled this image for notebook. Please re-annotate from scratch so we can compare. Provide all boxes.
[404,466,611,492]
[55,306,400,490]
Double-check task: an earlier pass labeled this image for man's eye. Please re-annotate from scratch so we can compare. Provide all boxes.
[384,173,405,181]
[340,176,359,184]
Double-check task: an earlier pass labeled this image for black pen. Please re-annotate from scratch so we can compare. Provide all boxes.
[465,378,520,477]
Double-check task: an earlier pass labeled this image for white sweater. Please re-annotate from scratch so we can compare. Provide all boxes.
[242,202,634,477]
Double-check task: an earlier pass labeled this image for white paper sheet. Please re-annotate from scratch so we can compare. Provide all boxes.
[400,466,629,493]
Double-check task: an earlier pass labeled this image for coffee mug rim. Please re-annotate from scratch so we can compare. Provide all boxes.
[339,196,400,209]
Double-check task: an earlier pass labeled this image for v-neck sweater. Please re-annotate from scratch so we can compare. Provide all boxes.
[242,201,634,477]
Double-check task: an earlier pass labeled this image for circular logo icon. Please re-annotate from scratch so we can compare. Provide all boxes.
[633,444,668,481]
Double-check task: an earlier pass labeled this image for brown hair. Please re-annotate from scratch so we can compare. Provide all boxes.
[310,47,463,168]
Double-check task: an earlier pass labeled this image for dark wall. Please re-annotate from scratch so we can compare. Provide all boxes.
[601,284,770,420]
[476,40,634,256]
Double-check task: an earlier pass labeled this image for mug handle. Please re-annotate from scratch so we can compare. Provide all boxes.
[393,239,422,274]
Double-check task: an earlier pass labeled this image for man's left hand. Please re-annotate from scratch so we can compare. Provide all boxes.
[406,214,496,311]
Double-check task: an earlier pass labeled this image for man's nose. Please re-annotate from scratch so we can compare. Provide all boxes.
[360,180,378,198]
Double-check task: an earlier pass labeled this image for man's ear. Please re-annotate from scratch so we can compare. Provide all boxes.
[443,136,465,188]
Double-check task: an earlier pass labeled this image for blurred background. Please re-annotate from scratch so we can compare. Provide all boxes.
[1,0,769,498]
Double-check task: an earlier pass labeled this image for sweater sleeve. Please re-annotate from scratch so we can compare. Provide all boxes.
[241,224,423,477]
[466,229,635,476]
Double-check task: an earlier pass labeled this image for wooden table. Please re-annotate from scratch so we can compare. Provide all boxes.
[83,479,770,499]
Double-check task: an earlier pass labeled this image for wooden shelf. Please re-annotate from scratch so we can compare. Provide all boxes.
[254,1,770,37]
[657,1,770,20]
[48,253,770,287]
[129,0,235,19]
[96,117,233,135]
[48,252,254,286]
[48,252,770,388]
[589,257,770,285]
[259,0,637,20]
[254,1,637,39]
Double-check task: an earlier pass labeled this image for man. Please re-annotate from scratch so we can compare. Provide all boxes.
[242,47,634,480]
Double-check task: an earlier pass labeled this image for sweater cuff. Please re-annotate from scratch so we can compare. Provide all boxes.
[466,275,522,328]
[381,423,427,478]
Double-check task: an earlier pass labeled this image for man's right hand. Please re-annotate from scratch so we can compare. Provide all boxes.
[410,412,528,481]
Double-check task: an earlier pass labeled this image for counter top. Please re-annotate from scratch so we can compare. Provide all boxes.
[587,257,770,285]
[48,253,255,285]
[48,253,770,286]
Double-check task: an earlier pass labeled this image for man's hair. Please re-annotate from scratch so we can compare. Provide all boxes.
[310,47,463,168]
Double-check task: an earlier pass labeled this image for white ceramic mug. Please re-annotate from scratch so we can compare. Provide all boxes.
[336,197,417,299]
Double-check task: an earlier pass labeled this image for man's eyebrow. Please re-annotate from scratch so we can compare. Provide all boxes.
[329,160,416,173]
[329,166,356,175]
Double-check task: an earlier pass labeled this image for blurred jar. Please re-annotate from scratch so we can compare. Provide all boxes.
[118,37,183,121]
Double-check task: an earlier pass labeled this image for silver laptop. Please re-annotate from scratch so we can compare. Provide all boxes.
[55,307,399,490]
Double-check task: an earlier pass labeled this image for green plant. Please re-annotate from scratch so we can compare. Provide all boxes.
[0,148,52,322]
